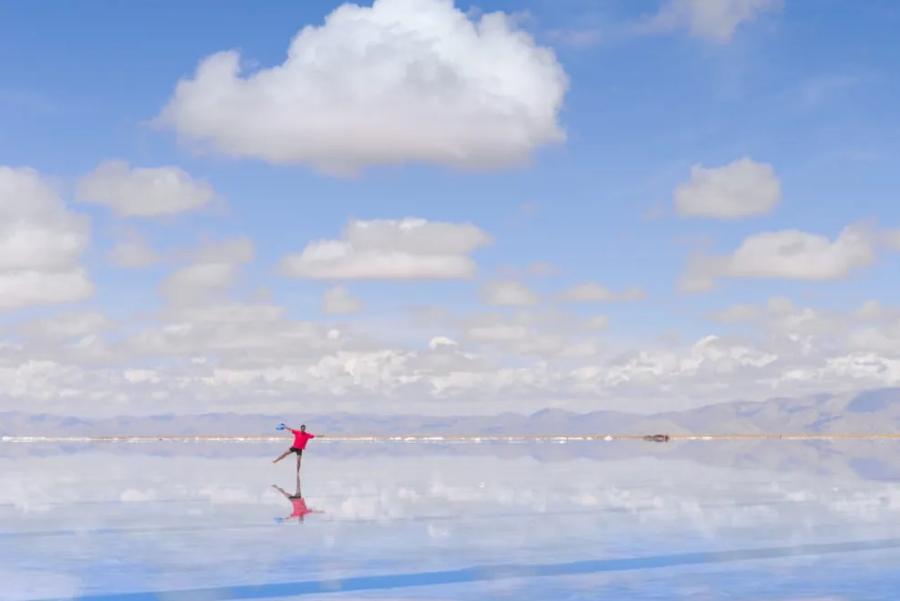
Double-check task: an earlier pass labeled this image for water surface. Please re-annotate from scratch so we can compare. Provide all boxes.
[3,440,900,600]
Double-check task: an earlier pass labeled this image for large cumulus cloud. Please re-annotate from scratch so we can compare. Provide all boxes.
[158,0,567,175]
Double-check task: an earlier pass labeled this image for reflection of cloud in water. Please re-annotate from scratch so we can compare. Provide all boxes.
[3,445,900,524]
[2,442,900,599]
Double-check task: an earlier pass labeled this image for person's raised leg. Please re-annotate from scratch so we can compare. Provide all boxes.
[273,448,292,463]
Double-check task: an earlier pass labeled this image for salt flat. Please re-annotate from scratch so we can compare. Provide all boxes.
[3,440,900,600]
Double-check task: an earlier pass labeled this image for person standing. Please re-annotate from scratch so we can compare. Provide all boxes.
[273,424,316,475]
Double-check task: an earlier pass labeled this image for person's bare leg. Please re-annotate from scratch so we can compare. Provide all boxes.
[273,448,292,463]
[295,453,302,476]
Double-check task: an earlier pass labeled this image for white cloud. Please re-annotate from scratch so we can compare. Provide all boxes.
[711,303,761,323]
[712,297,900,357]
[125,301,336,362]
[644,0,781,43]
[726,226,874,278]
[711,297,840,347]
[682,225,876,291]
[78,160,215,217]
[593,335,779,384]
[158,0,567,175]
[21,312,112,340]
[323,286,363,315]
[428,336,458,350]
[585,316,609,329]
[460,310,602,359]
[0,271,93,312]
[281,218,490,280]
[0,166,93,310]
[561,282,646,302]
[675,157,781,219]
[482,281,539,306]
[465,322,531,343]
[0,168,88,272]
[108,229,160,268]
[5,290,900,415]
[546,27,603,49]
[162,238,253,304]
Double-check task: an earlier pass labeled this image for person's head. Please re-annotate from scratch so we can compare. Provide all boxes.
[300,424,306,431]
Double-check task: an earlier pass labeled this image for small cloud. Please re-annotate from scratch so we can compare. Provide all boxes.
[682,224,876,292]
[561,282,646,303]
[428,336,458,350]
[466,322,531,342]
[108,229,160,268]
[585,315,609,329]
[20,311,113,340]
[546,27,603,49]
[281,218,491,280]
[639,0,781,44]
[675,157,780,219]
[322,286,363,315]
[710,303,761,323]
[482,281,540,307]
[78,160,215,217]
[162,238,253,304]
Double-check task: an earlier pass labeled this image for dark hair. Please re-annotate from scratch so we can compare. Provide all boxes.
[300,424,306,429]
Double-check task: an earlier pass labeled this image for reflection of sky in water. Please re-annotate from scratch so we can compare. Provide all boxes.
[3,441,900,600]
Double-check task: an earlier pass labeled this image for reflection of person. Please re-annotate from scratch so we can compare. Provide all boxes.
[273,424,316,475]
[272,482,322,524]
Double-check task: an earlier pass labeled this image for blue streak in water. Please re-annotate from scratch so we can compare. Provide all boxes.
[39,537,900,601]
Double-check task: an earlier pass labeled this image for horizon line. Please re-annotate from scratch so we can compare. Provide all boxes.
[3,433,900,443]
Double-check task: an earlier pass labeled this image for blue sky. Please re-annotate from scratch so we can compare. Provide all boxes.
[1,0,899,417]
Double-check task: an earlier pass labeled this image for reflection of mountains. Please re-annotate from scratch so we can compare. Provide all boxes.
[4,438,900,483]
[3,387,900,481]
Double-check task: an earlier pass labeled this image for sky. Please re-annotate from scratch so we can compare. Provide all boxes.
[1,0,899,418]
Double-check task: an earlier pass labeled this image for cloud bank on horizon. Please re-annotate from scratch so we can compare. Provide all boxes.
[1,0,899,417]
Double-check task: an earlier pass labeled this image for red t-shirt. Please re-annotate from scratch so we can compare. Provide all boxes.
[291,430,315,449]
[290,498,312,519]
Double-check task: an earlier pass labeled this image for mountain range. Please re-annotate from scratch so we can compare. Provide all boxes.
[2,388,899,436]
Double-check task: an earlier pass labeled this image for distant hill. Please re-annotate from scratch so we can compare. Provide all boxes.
[2,388,899,436]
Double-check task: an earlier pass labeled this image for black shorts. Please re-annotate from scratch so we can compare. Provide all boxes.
[290,447,303,456]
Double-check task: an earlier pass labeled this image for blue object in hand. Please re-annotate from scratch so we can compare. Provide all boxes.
[276,423,286,431]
